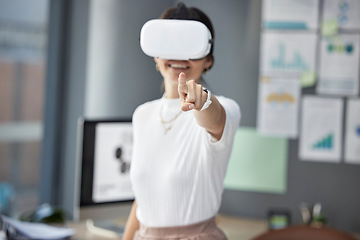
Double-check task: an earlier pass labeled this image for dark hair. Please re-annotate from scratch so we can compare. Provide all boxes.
[159,3,215,68]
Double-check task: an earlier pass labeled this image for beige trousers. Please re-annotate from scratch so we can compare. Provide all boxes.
[133,217,227,240]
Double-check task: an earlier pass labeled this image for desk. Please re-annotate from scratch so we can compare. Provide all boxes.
[68,215,267,240]
[68,215,360,240]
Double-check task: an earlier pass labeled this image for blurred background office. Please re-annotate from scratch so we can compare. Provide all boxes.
[0,0,48,216]
[0,0,360,235]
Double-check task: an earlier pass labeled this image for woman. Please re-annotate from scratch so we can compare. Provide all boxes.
[122,3,241,240]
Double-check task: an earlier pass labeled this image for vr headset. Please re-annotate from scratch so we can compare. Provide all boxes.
[140,19,213,60]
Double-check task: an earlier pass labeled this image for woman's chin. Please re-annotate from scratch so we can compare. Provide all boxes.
[168,71,183,80]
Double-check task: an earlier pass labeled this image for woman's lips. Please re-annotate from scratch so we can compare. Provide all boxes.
[168,63,190,70]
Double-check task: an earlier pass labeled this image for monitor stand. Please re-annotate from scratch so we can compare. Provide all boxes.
[86,219,125,237]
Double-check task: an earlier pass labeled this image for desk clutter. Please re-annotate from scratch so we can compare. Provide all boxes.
[258,204,360,240]
[1,215,75,240]
[0,203,75,240]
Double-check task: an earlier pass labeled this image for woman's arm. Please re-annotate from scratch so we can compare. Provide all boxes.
[122,200,139,240]
[192,95,225,140]
[178,72,226,140]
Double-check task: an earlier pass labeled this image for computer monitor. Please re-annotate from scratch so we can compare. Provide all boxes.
[75,118,135,237]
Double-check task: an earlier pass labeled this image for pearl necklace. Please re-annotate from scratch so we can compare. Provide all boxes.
[158,102,182,134]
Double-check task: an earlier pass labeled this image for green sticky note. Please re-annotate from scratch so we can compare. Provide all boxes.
[224,127,288,194]
[301,71,317,87]
[321,19,339,37]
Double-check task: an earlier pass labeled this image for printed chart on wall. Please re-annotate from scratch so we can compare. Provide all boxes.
[260,32,317,76]
[299,96,343,162]
[344,99,360,164]
[262,0,319,29]
[322,0,360,31]
[257,76,300,138]
[317,34,360,96]
[93,122,134,202]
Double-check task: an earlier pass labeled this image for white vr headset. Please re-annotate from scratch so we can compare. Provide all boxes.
[140,19,213,60]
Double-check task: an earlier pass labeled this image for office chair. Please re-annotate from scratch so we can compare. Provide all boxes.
[252,225,357,240]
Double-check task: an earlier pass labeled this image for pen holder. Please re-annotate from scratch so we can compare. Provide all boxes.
[19,203,69,225]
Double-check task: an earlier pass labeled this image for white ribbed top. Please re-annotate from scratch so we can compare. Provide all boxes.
[130,96,240,227]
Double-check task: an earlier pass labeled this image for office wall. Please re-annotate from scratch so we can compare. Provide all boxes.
[57,0,360,232]
[187,0,360,232]
[85,0,173,118]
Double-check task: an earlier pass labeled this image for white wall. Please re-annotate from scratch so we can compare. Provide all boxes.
[85,0,172,118]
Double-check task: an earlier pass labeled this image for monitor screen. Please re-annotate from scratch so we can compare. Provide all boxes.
[77,118,134,223]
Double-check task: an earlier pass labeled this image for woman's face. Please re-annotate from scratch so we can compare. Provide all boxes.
[154,56,213,86]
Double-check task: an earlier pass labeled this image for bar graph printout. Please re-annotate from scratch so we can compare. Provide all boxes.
[260,32,317,76]
[344,98,360,164]
[299,96,343,162]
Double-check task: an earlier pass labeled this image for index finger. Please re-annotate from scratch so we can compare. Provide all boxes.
[178,72,187,92]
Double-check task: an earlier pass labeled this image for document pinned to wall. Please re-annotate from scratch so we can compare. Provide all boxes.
[262,0,320,29]
[260,32,318,76]
[224,127,288,194]
[344,98,360,164]
[257,76,300,138]
[322,0,360,31]
[317,34,360,96]
[299,96,343,162]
